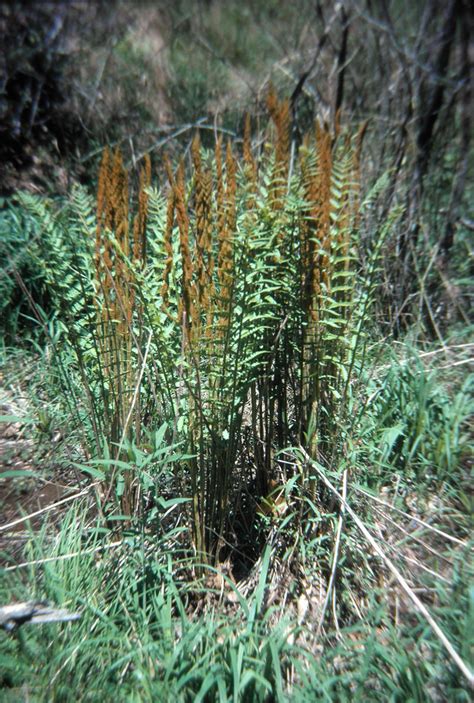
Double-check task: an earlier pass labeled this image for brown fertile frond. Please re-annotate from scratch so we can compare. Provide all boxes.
[192,132,206,310]
[216,140,235,326]
[266,82,278,120]
[96,146,111,278]
[191,132,202,173]
[133,154,151,264]
[215,136,225,237]
[95,146,130,301]
[225,140,237,236]
[161,188,175,307]
[144,152,151,184]
[94,146,134,383]
[96,146,110,233]
[95,147,114,370]
[175,160,187,220]
[107,150,129,340]
[191,133,215,318]
[111,148,129,245]
[201,167,215,310]
[103,151,115,233]
[316,121,332,293]
[162,154,180,309]
[267,86,290,208]
[215,136,228,303]
[275,98,290,172]
[174,159,195,336]
[299,124,333,321]
[112,150,131,330]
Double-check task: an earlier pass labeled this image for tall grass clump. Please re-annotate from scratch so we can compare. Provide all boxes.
[355,347,473,493]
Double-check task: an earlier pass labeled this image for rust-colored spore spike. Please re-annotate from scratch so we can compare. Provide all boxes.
[133,154,151,264]
[95,146,151,378]
[174,159,195,338]
[225,140,237,236]
[192,131,206,309]
[267,85,291,209]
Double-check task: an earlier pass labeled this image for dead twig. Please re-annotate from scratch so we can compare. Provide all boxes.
[0,601,81,631]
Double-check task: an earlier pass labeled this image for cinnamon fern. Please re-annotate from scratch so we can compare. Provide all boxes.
[14,89,385,563]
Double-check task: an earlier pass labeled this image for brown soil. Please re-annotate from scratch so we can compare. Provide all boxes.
[0,394,68,565]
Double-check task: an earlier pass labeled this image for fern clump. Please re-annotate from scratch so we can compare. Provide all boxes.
[12,90,375,565]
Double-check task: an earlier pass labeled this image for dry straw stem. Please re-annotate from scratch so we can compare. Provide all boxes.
[299,448,474,688]
[316,467,347,637]
[4,539,123,572]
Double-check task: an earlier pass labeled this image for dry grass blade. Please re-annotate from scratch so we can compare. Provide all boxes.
[316,467,347,637]
[0,487,94,533]
[372,505,454,565]
[353,486,467,546]
[4,540,123,572]
[299,448,474,688]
